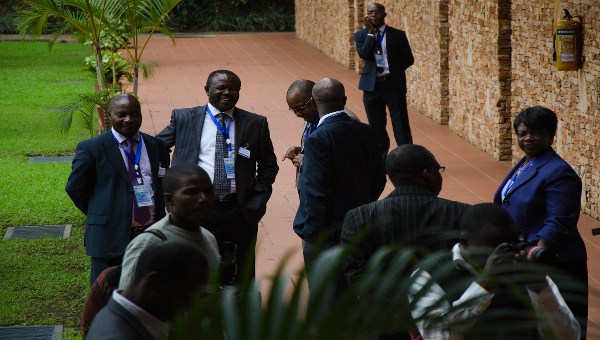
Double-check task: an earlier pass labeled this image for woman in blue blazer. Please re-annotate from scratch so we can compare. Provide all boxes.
[494,106,587,338]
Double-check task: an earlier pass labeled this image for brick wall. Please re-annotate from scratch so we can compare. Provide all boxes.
[447,0,512,160]
[295,0,600,217]
[511,0,600,218]
[294,0,354,68]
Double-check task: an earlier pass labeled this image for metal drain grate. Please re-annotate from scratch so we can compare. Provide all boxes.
[28,156,74,164]
[0,325,63,340]
[4,225,72,240]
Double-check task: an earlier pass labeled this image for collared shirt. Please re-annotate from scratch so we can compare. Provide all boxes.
[408,243,581,339]
[112,290,169,338]
[198,103,236,193]
[316,110,345,127]
[367,24,389,76]
[111,128,155,225]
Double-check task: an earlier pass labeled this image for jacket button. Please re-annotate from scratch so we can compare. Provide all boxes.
[503,200,509,206]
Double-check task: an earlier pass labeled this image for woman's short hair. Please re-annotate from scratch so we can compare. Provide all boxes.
[513,106,558,140]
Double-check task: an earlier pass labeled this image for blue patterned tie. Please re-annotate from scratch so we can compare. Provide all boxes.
[214,113,231,200]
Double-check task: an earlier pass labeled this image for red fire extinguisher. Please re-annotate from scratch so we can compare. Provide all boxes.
[554,9,583,71]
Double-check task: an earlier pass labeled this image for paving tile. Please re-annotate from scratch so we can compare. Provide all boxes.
[138,33,600,334]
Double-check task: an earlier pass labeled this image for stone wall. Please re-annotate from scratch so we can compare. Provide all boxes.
[447,0,512,160]
[294,0,600,217]
[511,0,600,218]
[294,0,354,68]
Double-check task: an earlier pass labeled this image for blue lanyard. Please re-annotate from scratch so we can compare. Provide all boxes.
[302,123,315,141]
[206,106,233,152]
[113,132,143,167]
[503,160,535,198]
[376,28,386,51]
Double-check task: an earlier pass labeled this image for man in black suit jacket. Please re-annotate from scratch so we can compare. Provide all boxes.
[341,144,470,284]
[66,94,170,285]
[156,70,279,284]
[355,2,415,159]
[293,78,386,284]
[86,241,209,340]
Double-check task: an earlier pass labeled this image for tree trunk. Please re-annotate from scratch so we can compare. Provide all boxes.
[133,63,139,96]
[92,42,111,132]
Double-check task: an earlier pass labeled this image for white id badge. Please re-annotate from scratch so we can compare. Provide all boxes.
[375,53,385,68]
[133,185,154,207]
[238,147,251,158]
[224,157,236,179]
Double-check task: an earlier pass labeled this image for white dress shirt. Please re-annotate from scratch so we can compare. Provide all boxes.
[198,103,236,193]
[408,243,581,340]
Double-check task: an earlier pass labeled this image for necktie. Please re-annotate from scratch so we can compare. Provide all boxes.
[125,139,151,226]
[214,113,231,200]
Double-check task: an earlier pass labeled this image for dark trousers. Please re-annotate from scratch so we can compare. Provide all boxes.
[90,257,110,286]
[363,81,412,159]
[206,199,258,285]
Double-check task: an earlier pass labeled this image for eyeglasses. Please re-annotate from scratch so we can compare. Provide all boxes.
[425,166,446,174]
[289,97,313,113]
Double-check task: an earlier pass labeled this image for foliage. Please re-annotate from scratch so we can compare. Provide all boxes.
[83,51,131,83]
[0,41,90,338]
[171,245,485,340]
[169,0,294,32]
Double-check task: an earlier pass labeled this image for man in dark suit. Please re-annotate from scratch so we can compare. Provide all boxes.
[341,144,469,284]
[281,79,319,196]
[156,70,279,284]
[66,94,170,285]
[86,241,209,340]
[293,77,386,283]
[355,2,415,159]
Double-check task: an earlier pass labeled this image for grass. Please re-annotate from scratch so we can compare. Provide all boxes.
[0,41,95,338]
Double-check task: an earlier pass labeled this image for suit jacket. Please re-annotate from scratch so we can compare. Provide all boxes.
[341,185,469,283]
[156,105,279,225]
[293,112,386,245]
[86,297,155,340]
[493,147,586,263]
[66,131,170,259]
[354,26,414,92]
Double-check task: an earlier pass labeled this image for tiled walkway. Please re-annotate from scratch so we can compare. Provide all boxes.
[138,32,600,336]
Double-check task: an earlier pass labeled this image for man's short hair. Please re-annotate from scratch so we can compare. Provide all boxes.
[163,164,210,194]
[131,241,209,285]
[108,93,140,113]
[287,79,315,98]
[386,144,438,186]
[205,69,240,88]
[460,203,517,244]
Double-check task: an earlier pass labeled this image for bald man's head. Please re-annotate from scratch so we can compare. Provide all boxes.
[312,78,346,116]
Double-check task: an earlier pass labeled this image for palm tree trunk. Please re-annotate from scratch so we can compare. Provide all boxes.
[92,42,111,132]
[133,63,139,96]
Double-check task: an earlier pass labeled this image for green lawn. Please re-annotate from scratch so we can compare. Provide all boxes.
[0,41,94,338]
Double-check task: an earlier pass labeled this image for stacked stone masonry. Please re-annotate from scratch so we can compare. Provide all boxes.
[295,0,600,217]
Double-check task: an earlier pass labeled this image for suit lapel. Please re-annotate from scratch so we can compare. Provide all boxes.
[194,106,207,151]
[233,108,247,155]
[141,133,159,178]
[506,148,555,197]
[102,132,130,185]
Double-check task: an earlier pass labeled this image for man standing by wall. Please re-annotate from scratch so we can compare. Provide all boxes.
[66,94,170,285]
[293,77,386,283]
[355,2,414,159]
[156,70,279,284]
